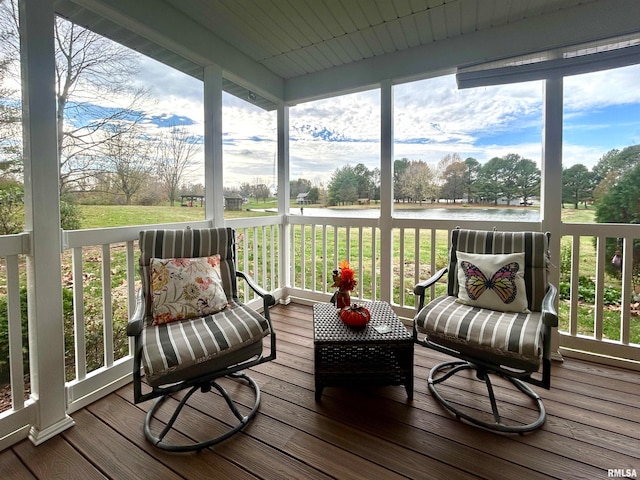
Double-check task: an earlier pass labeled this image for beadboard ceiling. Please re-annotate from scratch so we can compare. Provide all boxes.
[54,0,640,110]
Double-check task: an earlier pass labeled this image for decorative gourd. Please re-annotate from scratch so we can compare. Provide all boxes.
[339,304,371,328]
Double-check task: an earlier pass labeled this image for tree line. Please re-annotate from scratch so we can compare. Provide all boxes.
[568,144,640,281]
[562,145,640,210]
[322,153,541,207]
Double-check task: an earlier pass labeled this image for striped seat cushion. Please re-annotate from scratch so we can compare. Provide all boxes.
[415,295,543,371]
[141,300,270,387]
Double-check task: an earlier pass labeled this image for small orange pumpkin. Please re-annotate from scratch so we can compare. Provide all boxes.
[339,304,371,328]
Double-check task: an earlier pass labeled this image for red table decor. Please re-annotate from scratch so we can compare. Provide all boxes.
[339,304,371,328]
[330,259,357,309]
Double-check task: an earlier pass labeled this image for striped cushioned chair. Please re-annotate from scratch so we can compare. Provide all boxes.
[127,227,276,451]
[413,229,557,433]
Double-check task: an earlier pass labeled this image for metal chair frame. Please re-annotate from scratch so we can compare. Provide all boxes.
[127,228,276,452]
[413,230,557,434]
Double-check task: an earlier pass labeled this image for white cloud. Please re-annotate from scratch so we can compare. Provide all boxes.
[104,53,640,186]
[564,64,640,111]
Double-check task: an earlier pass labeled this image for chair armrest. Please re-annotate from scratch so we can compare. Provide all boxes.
[541,283,559,328]
[413,267,448,311]
[237,270,276,308]
[127,289,146,337]
[413,267,448,296]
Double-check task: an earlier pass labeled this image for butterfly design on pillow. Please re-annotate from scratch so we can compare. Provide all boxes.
[460,261,519,304]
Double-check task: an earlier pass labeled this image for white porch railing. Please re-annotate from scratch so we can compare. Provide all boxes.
[560,223,640,367]
[1,215,639,449]
[0,232,34,449]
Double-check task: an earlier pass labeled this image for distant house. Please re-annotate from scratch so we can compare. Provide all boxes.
[225,194,244,211]
[296,192,310,204]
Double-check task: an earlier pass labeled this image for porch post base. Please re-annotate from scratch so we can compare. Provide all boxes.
[28,415,75,446]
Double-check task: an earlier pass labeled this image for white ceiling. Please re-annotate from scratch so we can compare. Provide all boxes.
[55,0,640,110]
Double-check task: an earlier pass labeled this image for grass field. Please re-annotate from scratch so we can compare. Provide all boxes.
[78,200,282,228]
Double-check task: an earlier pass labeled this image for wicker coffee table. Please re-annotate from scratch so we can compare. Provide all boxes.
[313,301,413,400]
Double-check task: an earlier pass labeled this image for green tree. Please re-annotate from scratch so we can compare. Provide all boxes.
[562,164,593,209]
[60,199,82,230]
[477,156,509,205]
[393,158,410,202]
[352,163,374,200]
[0,183,23,234]
[327,165,359,206]
[592,145,640,185]
[595,163,640,282]
[514,158,541,206]
[591,145,640,201]
[306,187,320,204]
[440,161,466,203]
[499,153,521,205]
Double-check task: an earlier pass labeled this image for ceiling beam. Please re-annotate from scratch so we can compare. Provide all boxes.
[65,0,284,104]
[285,0,640,104]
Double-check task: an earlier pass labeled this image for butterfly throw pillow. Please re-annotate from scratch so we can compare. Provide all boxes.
[455,251,529,313]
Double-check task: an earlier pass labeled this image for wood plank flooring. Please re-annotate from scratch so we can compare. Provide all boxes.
[2,303,639,479]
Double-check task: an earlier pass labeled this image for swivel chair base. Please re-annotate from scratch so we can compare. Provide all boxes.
[144,372,261,452]
[428,361,546,434]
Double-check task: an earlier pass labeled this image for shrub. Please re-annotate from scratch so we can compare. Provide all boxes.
[60,200,82,230]
[558,275,621,305]
[0,287,28,384]
[0,287,77,384]
[0,185,24,235]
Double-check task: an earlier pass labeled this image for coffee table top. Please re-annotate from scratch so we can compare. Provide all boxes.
[313,301,411,343]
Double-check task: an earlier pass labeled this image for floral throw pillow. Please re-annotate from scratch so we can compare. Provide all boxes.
[150,255,229,325]
[455,251,529,313]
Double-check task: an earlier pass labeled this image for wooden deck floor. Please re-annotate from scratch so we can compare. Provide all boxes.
[1,303,639,479]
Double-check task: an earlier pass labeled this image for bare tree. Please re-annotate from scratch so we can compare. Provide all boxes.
[0,58,20,178]
[253,183,271,203]
[435,153,462,200]
[156,125,200,206]
[0,4,21,179]
[101,123,154,204]
[1,1,149,195]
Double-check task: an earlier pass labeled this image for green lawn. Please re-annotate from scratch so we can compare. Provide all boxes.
[78,205,205,228]
[78,201,276,228]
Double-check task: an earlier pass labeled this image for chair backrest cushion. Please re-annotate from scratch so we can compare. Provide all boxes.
[447,229,550,312]
[139,228,237,320]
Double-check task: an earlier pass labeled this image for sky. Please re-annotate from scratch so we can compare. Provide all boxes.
[3,29,639,191]
[129,52,640,190]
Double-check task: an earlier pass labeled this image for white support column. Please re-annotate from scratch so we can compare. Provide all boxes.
[203,64,224,226]
[19,0,74,444]
[379,80,394,303]
[277,104,291,298]
[541,76,564,361]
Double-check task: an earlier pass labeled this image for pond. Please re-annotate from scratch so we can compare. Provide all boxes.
[295,206,540,222]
